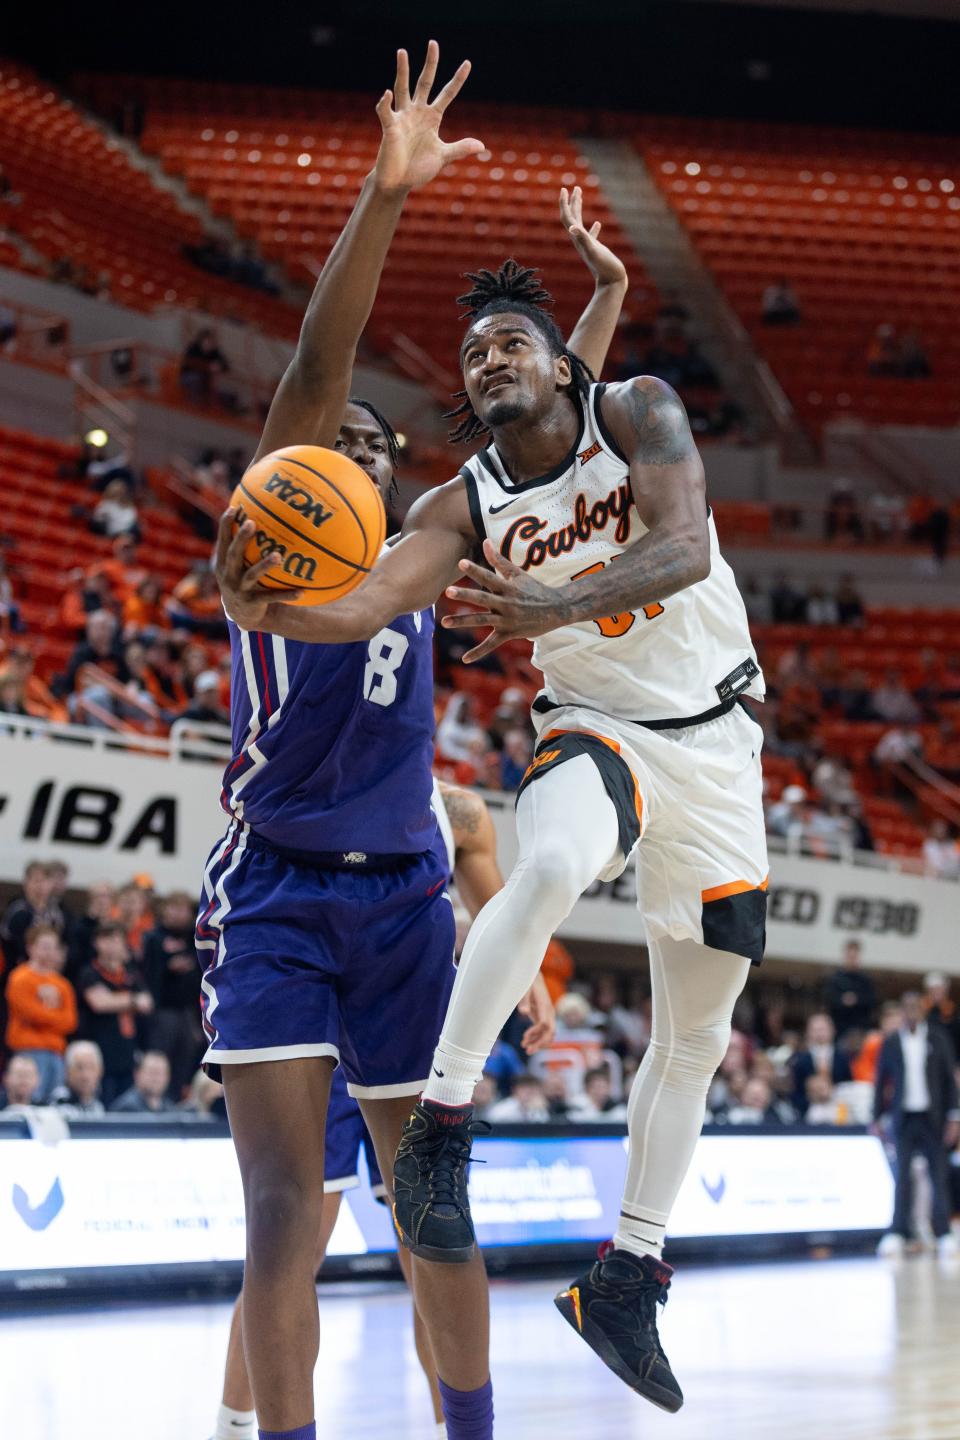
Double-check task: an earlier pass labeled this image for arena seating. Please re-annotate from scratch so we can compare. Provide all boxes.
[0,61,298,336]
[0,426,211,678]
[86,79,652,378]
[635,116,960,433]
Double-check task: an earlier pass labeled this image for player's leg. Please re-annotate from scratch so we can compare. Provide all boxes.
[223,1057,334,1434]
[396,1246,446,1432]
[212,1193,344,1438]
[424,750,622,1108]
[361,1097,489,1436]
[555,936,750,1411]
[394,749,623,1267]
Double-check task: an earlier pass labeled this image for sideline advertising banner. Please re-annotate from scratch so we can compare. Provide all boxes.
[0,732,957,968]
[0,1126,893,1289]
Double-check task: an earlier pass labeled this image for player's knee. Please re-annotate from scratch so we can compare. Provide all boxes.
[244,1174,324,1271]
[646,1017,731,1096]
[517,842,589,921]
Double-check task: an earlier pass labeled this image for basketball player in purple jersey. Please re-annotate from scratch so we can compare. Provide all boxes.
[202,43,627,1440]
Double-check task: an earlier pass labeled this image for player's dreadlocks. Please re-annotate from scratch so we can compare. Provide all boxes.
[349,395,401,510]
[446,259,595,446]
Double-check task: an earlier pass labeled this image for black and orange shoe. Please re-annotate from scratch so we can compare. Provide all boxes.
[554,1244,684,1413]
[392,1100,487,1264]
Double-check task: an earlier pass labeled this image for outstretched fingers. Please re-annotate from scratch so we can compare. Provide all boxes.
[432,57,472,114]
[462,629,509,665]
[413,38,440,103]
[394,48,411,108]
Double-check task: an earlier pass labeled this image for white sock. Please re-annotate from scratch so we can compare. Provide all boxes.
[422,1037,485,1109]
[214,1402,256,1439]
[434,1424,448,1439]
[614,1202,666,1260]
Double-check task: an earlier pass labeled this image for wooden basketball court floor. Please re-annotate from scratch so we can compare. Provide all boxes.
[4,1255,959,1440]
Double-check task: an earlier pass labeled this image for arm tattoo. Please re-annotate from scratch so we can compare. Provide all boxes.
[626,378,697,466]
[440,786,483,838]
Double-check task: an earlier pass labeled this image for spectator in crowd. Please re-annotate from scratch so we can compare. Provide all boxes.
[824,479,864,543]
[180,669,230,725]
[791,1012,853,1116]
[143,891,205,1099]
[762,278,801,325]
[0,1055,41,1109]
[487,1073,550,1123]
[499,727,533,790]
[569,1066,627,1122]
[68,880,116,976]
[867,324,902,376]
[834,575,865,626]
[725,1076,786,1125]
[59,568,113,635]
[923,820,960,880]
[180,1069,227,1119]
[77,921,153,1105]
[0,554,23,633]
[0,671,31,725]
[90,478,141,541]
[805,586,839,626]
[93,535,147,604]
[923,972,960,1062]
[116,881,155,960]
[898,329,931,379]
[179,327,230,405]
[591,974,648,1058]
[769,575,807,623]
[50,1040,106,1114]
[741,576,772,626]
[803,1073,851,1125]
[0,1054,40,1105]
[110,1051,176,1113]
[852,999,903,1085]
[541,1069,572,1119]
[875,991,959,1258]
[540,937,574,1005]
[65,609,130,695]
[471,1073,498,1120]
[436,693,489,764]
[166,567,228,638]
[5,924,78,1099]
[123,576,167,638]
[871,670,922,725]
[824,939,877,1038]
[765,783,807,841]
[482,1034,527,1097]
[0,861,66,967]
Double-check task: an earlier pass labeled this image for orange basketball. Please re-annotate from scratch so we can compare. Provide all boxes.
[230,446,386,606]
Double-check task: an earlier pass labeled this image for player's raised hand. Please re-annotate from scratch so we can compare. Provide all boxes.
[214,509,304,631]
[374,40,484,195]
[442,539,572,663]
[560,185,628,289]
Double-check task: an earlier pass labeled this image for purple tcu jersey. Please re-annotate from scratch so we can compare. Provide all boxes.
[220,609,438,854]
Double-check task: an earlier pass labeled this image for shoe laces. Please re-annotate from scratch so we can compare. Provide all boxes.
[423,1119,490,1210]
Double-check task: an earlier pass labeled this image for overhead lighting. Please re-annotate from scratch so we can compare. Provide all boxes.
[84,428,109,448]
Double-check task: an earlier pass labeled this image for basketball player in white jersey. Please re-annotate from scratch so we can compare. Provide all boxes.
[218,254,767,1415]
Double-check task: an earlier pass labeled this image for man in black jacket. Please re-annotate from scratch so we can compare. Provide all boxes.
[875,991,960,1257]
[824,939,877,1038]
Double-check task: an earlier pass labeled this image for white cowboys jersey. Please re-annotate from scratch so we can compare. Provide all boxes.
[460,383,764,724]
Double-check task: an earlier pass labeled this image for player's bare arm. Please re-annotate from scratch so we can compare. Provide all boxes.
[254,41,482,461]
[439,781,555,1052]
[561,185,628,379]
[441,377,709,662]
[216,475,475,636]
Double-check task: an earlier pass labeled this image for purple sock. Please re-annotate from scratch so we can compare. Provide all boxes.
[258,1425,315,1440]
[438,1377,494,1440]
